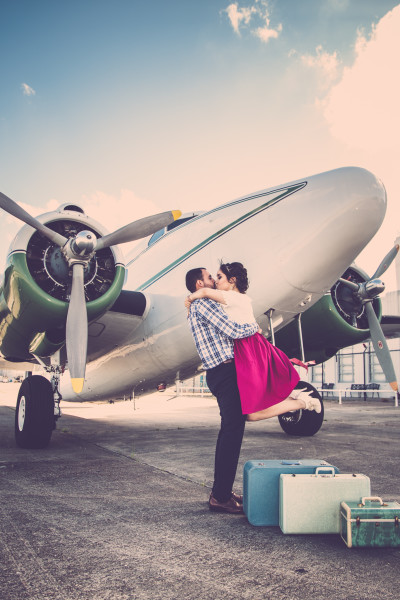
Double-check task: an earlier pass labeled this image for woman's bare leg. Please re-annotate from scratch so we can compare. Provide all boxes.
[246,389,321,421]
[246,398,305,421]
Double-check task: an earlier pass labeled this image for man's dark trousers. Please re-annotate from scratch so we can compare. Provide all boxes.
[206,361,246,503]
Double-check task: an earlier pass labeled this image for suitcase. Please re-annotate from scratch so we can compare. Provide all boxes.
[243,459,339,526]
[279,467,371,534]
[340,496,400,548]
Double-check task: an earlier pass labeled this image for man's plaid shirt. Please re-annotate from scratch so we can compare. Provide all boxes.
[188,298,259,369]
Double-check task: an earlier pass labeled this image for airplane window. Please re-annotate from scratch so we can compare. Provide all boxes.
[166,217,195,232]
[148,228,165,246]
[147,216,196,247]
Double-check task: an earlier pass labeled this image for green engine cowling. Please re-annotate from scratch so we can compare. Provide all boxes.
[0,208,126,363]
[274,266,382,364]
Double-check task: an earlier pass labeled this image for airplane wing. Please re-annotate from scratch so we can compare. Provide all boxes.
[0,358,39,371]
[379,315,400,339]
[86,290,147,362]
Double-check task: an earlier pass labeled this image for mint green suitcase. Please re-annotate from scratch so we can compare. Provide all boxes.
[340,496,400,548]
[279,468,371,534]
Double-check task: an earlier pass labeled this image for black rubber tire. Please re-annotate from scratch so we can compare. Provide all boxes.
[15,376,55,449]
[278,381,324,437]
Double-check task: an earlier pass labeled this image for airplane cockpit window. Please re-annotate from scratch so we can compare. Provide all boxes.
[166,216,195,232]
[147,214,199,247]
[148,228,166,246]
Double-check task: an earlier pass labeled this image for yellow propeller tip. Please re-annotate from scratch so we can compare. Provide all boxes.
[389,381,398,392]
[172,210,182,221]
[71,378,84,394]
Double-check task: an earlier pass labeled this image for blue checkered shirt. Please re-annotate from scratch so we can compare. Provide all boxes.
[188,298,259,369]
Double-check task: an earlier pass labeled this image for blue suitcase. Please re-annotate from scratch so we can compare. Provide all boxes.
[243,459,339,526]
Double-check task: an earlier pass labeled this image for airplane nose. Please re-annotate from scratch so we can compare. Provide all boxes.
[276,167,387,292]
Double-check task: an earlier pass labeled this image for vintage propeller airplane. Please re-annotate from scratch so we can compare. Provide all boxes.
[0,166,398,449]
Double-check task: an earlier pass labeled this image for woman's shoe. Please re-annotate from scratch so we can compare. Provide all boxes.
[296,389,322,413]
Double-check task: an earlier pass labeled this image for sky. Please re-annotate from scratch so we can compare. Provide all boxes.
[1,0,400,290]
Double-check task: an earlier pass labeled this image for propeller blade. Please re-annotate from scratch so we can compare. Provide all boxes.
[365,302,398,391]
[0,191,68,247]
[338,277,360,291]
[371,244,400,279]
[66,263,88,394]
[95,210,182,251]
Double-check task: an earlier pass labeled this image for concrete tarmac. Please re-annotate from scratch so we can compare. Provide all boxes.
[0,383,399,600]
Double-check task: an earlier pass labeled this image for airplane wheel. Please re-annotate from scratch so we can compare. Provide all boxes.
[278,381,324,436]
[15,376,55,449]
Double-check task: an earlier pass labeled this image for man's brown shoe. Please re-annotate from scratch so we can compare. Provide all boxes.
[209,491,243,505]
[231,491,243,504]
[209,493,244,514]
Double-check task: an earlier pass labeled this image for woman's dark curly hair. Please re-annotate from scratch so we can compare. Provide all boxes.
[219,261,249,293]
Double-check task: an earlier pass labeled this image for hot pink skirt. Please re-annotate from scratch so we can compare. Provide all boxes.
[234,333,300,414]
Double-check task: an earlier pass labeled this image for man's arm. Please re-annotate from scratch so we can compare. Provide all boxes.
[193,298,258,339]
[185,287,226,309]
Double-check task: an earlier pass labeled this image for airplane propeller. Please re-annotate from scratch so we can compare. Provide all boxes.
[371,245,400,279]
[95,211,181,250]
[0,191,68,247]
[66,263,88,392]
[0,191,181,393]
[339,244,399,392]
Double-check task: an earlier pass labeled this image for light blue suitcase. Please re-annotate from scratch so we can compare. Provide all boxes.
[243,459,339,526]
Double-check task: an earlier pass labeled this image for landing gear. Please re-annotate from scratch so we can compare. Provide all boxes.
[15,376,55,448]
[278,381,324,437]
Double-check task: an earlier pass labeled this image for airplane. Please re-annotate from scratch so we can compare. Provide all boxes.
[0,166,398,449]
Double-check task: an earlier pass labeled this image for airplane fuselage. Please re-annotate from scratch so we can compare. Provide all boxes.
[60,167,386,401]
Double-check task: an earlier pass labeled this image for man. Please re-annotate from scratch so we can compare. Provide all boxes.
[185,267,259,514]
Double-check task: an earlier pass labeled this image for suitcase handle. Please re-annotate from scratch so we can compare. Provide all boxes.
[361,496,384,506]
[315,466,336,476]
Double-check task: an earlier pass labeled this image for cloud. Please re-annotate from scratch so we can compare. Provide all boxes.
[296,45,341,87]
[21,83,36,96]
[79,189,158,230]
[224,3,257,34]
[223,1,282,43]
[253,22,282,43]
[314,5,400,290]
[318,5,400,151]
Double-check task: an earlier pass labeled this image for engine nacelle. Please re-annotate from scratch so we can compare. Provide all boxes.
[0,205,126,362]
[274,266,381,364]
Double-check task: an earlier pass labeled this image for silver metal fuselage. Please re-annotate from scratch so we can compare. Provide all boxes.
[61,167,387,401]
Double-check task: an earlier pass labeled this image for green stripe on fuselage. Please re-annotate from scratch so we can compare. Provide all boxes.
[135,182,306,291]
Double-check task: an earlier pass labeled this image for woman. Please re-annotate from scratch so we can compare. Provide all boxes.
[185,261,321,421]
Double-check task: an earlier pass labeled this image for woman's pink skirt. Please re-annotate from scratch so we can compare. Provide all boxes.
[234,333,300,414]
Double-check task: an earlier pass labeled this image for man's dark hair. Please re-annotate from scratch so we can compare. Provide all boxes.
[185,268,205,293]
